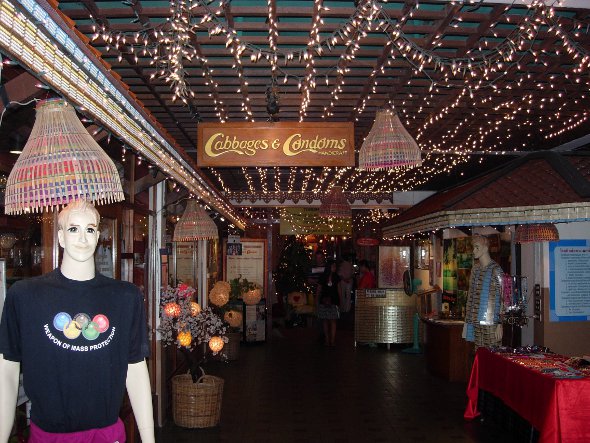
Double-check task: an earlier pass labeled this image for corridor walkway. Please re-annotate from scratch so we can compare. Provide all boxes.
[157,328,523,443]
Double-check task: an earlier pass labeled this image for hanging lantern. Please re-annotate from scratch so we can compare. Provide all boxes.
[4,98,124,214]
[208,336,225,353]
[173,199,218,241]
[514,224,560,243]
[209,281,231,307]
[242,288,262,306]
[224,310,243,328]
[163,302,181,318]
[190,301,202,317]
[358,109,422,170]
[177,330,192,347]
[319,186,351,218]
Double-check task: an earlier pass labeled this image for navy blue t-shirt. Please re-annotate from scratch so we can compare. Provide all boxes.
[0,269,150,433]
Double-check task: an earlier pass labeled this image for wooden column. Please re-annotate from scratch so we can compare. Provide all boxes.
[41,210,58,274]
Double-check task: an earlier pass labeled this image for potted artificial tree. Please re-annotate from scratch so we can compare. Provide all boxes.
[158,284,227,428]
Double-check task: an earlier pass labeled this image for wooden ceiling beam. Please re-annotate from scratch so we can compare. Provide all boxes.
[0,71,42,114]
[78,0,196,151]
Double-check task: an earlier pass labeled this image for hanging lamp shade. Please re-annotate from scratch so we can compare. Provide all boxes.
[514,223,560,243]
[319,186,351,218]
[358,109,422,170]
[173,199,218,241]
[4,98,124,215]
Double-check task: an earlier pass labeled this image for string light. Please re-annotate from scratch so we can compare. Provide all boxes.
[82,0,590,196]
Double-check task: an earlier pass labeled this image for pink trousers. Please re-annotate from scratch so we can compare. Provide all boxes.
[29,418,126,443]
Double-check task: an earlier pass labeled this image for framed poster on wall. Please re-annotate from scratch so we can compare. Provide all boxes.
[95,217,117,279]
[378,246,410,289]
[0,259,5,316]
[549,239,590,322]
[174,242,197,287]
[223,238,267,295]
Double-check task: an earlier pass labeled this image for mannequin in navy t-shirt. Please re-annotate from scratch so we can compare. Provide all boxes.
[0,200,155,443]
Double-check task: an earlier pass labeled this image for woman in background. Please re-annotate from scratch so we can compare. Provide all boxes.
[317,260,341,347]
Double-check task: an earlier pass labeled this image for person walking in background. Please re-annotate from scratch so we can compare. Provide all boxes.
[338,255,353,315]
[357,259,376,289]
[317,260,341,347]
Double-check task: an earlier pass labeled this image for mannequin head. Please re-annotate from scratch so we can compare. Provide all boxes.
[472,235,491,265]
[57,200,100,279]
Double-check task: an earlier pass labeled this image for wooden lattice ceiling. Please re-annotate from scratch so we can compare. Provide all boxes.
[40,0,590,200]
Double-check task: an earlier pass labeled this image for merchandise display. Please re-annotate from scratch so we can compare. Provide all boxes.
[465,347,590,443]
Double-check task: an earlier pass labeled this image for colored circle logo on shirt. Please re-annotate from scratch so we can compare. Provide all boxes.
[92,314,109,333]
[82,321,100,341]
[63,320,82,339]
[53,312,72,331]
[73,313,91,329]
[52,312,110,341]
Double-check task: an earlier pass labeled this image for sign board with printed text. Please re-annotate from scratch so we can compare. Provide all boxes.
[197,122,355,167]
[549,239,590,322]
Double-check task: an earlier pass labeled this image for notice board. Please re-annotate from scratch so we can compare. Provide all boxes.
[223,238,267,295]
[549,239,590,322]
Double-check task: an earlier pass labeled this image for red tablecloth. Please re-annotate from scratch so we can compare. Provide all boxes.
[464,348,590,443]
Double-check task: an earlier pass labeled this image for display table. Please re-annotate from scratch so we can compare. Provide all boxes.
[465,348,590,443]
[423,319,471,382]
[355,289,415,346]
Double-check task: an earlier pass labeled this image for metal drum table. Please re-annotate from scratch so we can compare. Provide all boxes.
[354,289,416,348]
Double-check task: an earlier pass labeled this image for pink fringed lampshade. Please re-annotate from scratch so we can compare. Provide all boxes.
[173,199,218,241]
[4,98,124,215]
[319,186,351,218]
[514,224,560,243]
[358,109,422,170]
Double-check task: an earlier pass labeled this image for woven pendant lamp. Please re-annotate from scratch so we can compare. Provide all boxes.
[319,186,351,219]
[4,98,124,215]
[514,223,560,243]
[358,109,422,170]
[173,199,218,241]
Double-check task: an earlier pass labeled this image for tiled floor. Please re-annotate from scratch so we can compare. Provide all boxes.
[157,327,526,443]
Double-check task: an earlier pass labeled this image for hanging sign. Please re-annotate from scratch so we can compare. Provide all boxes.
[357,237,380,247]
[280,208,351,236]
[197,122,355,167]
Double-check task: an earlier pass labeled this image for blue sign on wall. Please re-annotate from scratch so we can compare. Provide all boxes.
[549,240,590,322]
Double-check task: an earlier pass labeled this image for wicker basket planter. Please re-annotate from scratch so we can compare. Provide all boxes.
[172,374,224,428]
[224,331,241,361]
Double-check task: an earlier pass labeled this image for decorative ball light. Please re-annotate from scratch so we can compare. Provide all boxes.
[190,301,202,317]
[209,281,231,307]
[319,186,351,219]
[163,302,181,318]
[0,233,18,249]
[4,98,124,215]
[177,330,192,348]
[224,310,243,328]
[242,288,262,306]
[514,223,560,243]
[208,336,225,353]
[358,109,422,170]
[173,199,218,241]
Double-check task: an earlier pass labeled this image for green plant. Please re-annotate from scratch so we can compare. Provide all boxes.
[229,276,258,299]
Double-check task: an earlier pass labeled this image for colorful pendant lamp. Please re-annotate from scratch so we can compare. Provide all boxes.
[514,223,560,243]
[173,199,218,241]
[358,109,422,170]
[4,98,124,215]
[319,186,351,219]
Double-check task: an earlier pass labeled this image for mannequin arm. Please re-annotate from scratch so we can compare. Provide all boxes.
[0,355,19,443]
[495,323,503,342]
[126,361,155,443]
